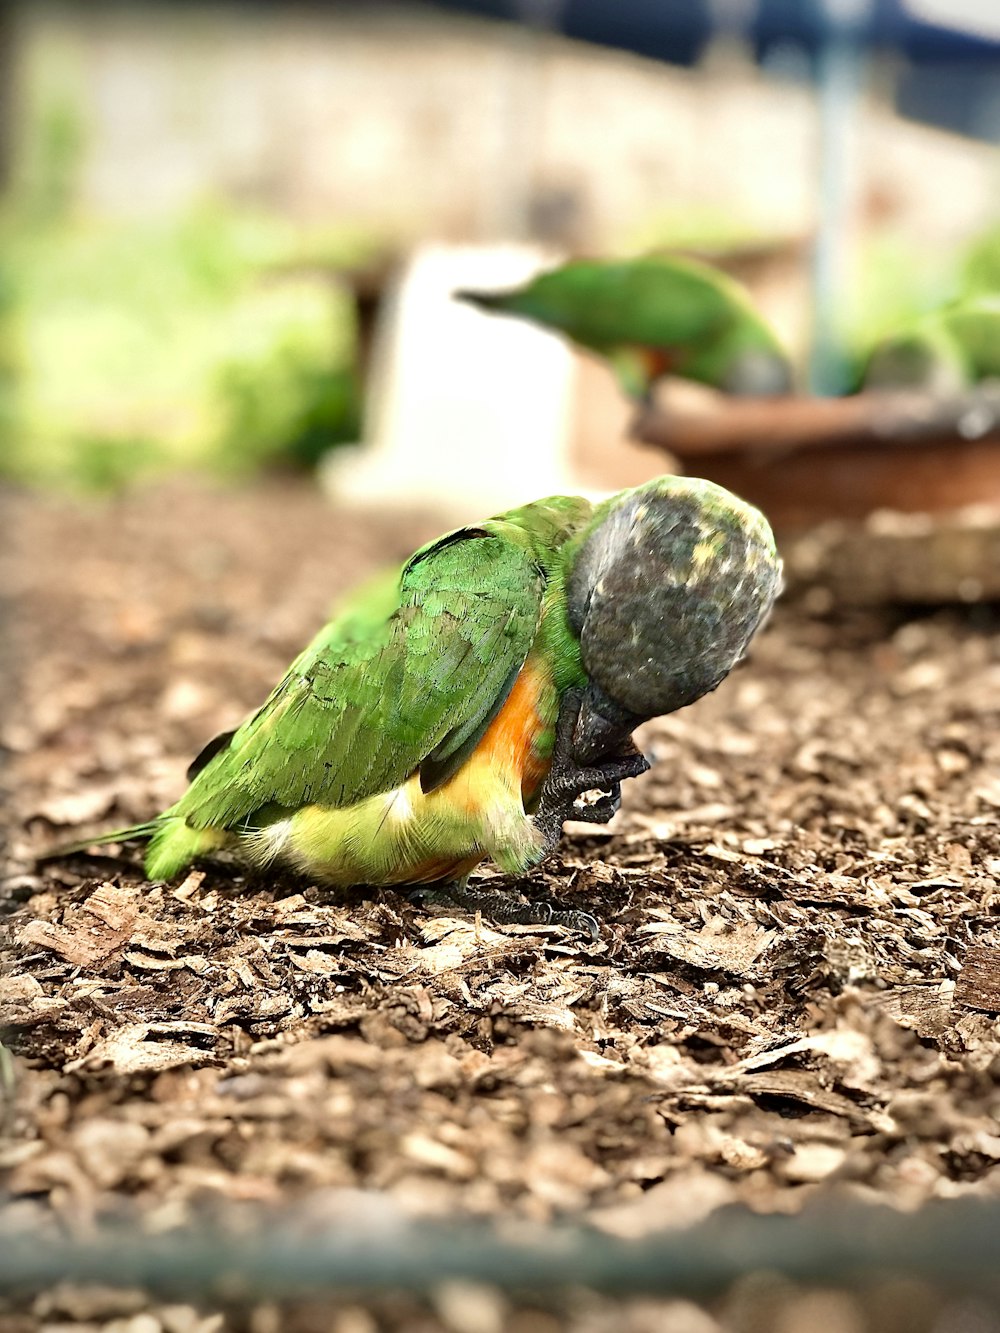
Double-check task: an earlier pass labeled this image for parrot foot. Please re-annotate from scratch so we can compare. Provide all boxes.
[534,688,650,852]
[628,396,659,441]
[408,883,600,941]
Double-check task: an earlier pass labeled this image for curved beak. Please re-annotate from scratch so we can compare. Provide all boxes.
[572,684,642,765]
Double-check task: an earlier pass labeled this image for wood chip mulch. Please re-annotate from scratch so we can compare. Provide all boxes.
[2,479,1000,1332]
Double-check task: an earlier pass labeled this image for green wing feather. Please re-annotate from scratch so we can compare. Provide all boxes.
[468,257,769,349]
[172,525,546,833]
[460,256,789,395]
[510,258,738,348]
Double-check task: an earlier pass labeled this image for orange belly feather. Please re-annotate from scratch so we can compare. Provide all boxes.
[639,345,677,381]
[403,657,554,884]
[468,656,552,806]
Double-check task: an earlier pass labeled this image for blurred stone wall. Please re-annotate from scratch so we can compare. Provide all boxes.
[14,3,998,255]
[12,3,999,494]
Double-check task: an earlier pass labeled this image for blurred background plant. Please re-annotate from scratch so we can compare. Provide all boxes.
[0,43,369,489]
[0,0,995,492]
[0,205,367,488]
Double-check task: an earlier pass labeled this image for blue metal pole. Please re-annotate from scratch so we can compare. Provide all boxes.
[809,0,873,396]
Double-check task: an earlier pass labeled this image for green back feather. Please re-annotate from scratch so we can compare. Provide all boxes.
[171,494,593,834]
[465,256,785,377]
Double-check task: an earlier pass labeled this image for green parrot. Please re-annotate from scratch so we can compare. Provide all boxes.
[455,255,792,404]
[863,295,1000,393]
[53,475,781,932]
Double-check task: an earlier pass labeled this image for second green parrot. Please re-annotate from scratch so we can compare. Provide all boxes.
[57,475,781,929]
[456,255,792,404]
[863,295,1000,393]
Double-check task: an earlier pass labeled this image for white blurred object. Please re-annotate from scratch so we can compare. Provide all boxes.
[321,243,591,520]
[904,0,1000,42]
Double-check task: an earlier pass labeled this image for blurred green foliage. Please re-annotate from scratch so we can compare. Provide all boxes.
[626,205,780,257]
[840,232,958,389]
[841,221,1000,391]
[0,206,369,488]
[17,93,85,228]
[0,69,372,489]
[962,225,1000,299]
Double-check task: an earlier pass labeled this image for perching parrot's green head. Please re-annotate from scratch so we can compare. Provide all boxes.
[565,475,782,762]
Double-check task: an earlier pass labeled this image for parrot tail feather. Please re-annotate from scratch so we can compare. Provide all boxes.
[145,819,228,882]
[38,821,160,862]
[39,817,228,883]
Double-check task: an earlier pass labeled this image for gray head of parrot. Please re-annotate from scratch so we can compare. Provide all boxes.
[566,477,782,764]
[721,348,793,397]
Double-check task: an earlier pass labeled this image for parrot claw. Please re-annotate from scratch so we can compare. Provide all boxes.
[406,884,600,940]
[570,783,622,824]
[530,903,601,940]
[534,687,649,853]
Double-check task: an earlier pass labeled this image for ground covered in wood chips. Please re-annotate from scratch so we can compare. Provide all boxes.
[3,479,1000,1333]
